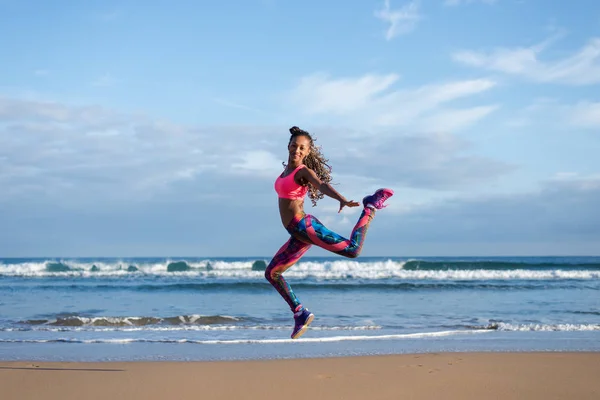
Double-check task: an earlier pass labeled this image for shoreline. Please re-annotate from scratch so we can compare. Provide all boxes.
[2,352,599,400]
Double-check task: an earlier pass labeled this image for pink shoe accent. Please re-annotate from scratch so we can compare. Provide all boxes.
[362,188,394,210]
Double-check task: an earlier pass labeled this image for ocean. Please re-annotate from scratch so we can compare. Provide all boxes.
[1,256,599,362]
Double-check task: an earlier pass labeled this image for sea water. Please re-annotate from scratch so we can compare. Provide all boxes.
[1,256,599,361]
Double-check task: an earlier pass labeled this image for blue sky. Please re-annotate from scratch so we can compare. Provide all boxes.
[1,0,599,257]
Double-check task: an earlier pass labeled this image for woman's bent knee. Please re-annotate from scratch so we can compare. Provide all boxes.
[265,267,280,282]
[264,268,274,281]
[338,249,359,259]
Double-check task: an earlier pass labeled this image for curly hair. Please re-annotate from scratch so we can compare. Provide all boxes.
[283,126,333,207]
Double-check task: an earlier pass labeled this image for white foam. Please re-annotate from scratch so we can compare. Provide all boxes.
[193,329,492,344]
[3,325,382,332]
[0,329,491,344]
[1,259,599,280]
[492,323,600,332]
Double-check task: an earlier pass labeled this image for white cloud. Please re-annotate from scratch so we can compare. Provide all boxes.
[419,105,499,132]
[374,0,421,40]
[231,150,282,177]
[444,0,497,6]
[0,98,233,202]
[291,72,399,115]
[375,79,497,126]
[501,98,600,129]
[288,73,497,130]
[549,172,600,187]
[569,102,600,128]
[327,172,600,256]
[9,97,595,256]
[0,97,115,123]
[453,36,600,85]
[322,130,514,191]
[0,95,511,211]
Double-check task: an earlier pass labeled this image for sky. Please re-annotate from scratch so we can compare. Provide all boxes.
[1,0,599,257]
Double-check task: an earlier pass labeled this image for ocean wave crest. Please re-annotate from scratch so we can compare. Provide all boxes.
[484,322,600,332]
[21,314,241,327]
[1,259,600,280]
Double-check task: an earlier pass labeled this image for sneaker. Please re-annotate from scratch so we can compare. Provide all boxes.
[362,188,394,209]
[291,308,314,339]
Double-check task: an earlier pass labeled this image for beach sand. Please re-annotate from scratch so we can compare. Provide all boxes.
[1,352,599,400]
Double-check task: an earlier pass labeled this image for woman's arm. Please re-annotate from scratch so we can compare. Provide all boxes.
[318,182,346,203]
[297,167,360,211]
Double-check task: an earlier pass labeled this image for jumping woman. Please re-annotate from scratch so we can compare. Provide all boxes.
[266,126,394,339]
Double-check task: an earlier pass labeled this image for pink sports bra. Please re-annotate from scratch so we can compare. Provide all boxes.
[274,164,309,200]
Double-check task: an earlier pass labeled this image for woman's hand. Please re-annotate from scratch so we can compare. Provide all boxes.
[339,199,360,213]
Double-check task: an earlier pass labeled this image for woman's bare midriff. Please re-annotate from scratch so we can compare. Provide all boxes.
[278,198,305,228]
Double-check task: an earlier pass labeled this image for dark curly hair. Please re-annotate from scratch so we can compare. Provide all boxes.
[283,126,332,207]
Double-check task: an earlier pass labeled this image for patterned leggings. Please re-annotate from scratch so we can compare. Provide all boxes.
[264,207,375,311]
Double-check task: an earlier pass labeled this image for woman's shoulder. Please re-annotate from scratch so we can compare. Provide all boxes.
[295,164,318,182]
[295,164,313,174]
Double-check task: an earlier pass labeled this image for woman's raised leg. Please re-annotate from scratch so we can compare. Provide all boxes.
[291,207,376,258]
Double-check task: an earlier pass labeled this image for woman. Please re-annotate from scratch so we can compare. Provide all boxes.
[266,126,394,339]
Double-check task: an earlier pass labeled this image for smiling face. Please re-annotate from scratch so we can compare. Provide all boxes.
[288,135,311,165]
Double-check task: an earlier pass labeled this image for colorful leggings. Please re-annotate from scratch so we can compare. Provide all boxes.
[264,207,375,311]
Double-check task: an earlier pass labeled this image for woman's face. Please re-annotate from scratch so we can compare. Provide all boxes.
[288,135,311,164]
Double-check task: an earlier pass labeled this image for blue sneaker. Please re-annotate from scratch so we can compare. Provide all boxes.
[291,308,314,339]
[363,188,394,209]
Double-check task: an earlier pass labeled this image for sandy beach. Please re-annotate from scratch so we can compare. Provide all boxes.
[1,352,599,400]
